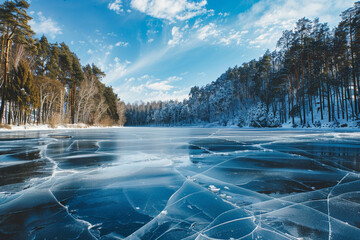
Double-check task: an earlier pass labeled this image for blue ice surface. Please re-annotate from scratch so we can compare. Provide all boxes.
[0,127,360,239]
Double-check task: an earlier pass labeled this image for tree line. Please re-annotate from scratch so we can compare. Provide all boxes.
[126,2,360,127]
[0,0,126,127]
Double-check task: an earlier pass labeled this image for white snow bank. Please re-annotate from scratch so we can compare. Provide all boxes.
[0,124,123,132]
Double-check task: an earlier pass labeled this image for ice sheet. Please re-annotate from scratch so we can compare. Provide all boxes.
[0,128,359,239]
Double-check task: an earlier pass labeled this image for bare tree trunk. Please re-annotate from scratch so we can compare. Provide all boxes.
[7,101,11,125]
[349,17,358,116]
[0,37,12,124]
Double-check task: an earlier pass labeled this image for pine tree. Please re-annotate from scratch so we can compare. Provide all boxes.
[34,35,50,76]
[0,0,33,124]
[69,54,84,123]
[10,60,38,124]
[46,44,60,79]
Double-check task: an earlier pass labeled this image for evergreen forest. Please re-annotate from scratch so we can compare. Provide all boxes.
[126,2,360,128]
[0,0,126,127]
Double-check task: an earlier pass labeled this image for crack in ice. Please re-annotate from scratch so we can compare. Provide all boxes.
[327,172,350,240]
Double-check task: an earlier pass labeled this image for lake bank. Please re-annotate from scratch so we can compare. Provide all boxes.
[0,123,123,132]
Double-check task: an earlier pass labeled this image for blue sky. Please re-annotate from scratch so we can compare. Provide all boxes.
[27,0,355,103]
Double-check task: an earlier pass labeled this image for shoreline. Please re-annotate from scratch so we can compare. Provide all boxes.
[0,124,124,132]
[121,120,360,131]
[2,123,359,133]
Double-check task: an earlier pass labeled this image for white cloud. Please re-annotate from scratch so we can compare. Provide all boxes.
[103,57,131,84]
[237,0,355,48]
[165,18,245,47]
[147,80,173,91]
[197,23,219,40]
[130,0,209,21]
[167,76,183,81]
[168,26,183,46]
[116,86,189,103]
[126,77,136,82]
[130,84,145,94]
[207,9,215,17]
[219,30,245,46]
[108,0,124,14]
[29,12,62,39]
[218,12,230,17]
[115,41,129,47]
[87,49,94,54]
[249,32,277,47]
[141,88,189,102]
[139,74,150,80]
[110,73,189,103]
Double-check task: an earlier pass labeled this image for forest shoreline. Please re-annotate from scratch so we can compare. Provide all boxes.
[0,123,123,132]
[125,2,360,129]
[124,117,360,129]
[0,123,359,132]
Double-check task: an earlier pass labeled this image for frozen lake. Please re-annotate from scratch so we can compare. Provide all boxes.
[0,128,360,240]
